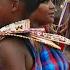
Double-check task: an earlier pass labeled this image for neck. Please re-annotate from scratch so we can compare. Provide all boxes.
[30,16,53,28]
[30,21,42,28]
[30,19,52,28]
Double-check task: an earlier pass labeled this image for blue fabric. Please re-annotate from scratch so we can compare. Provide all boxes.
[23,39,69,70]
[50,48,64,70]
[56,50,69,70]
[40,43,55,70]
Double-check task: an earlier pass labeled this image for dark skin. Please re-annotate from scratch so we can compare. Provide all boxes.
[30,0,55,25]
[30,0,56,33]
[0,0,66,70]
[0,0,33,70]
[0,37,33,70]
[0,0,27,27]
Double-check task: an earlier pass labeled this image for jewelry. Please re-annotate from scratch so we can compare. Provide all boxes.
[0,18,60,49]
[31,32,70,45]
[0,33,61,50]
[0,19,70,50]
[0,19,30,33]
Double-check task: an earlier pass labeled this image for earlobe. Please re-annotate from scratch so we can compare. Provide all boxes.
[11,0,19,12]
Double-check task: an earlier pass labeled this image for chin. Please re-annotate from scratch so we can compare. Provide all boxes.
[49,18,54,23]
[51,19,54,23]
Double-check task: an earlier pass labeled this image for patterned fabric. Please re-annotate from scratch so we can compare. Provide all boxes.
[24,39,69,70]
[40,44,59,70]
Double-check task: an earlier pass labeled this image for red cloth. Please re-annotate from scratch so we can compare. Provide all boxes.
[69,62,70,70]
[57,32,65,51]
[59,43,65,51]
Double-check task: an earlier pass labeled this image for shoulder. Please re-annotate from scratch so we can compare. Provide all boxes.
[0,37,26,70]
[0,36,30,56]
[0,36,33,70]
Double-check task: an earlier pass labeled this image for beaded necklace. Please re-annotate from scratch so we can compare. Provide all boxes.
[0,19,70,50]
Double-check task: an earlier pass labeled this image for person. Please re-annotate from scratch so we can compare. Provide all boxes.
[0,0,69,70]
[0,0,47,70]
[30,0,57,33]
[30,0,69,70]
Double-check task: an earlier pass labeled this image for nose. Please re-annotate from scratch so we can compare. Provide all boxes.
[49,1,55,10]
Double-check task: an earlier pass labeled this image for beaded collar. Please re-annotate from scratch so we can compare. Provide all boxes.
[0,19,70,50]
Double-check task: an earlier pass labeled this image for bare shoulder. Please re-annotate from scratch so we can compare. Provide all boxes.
[0,37,33,70]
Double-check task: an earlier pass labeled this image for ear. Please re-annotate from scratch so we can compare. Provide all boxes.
[11,0,19,12]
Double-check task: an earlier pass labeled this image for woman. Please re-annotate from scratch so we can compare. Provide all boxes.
[30,0,69,70]
[30,0,57,33]
[0,0,69,70]
[0,0,47,70]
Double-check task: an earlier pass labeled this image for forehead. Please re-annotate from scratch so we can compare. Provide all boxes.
[0,0,10,5]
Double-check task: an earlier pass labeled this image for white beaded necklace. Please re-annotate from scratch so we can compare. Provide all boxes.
[0,19,70,50]
[0,19,30,33]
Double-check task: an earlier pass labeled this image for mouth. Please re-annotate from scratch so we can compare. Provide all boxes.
[49,12,55,18]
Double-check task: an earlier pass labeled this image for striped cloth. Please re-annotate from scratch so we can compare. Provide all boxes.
[23,37,69,70]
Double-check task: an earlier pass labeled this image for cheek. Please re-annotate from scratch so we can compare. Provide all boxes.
[40,10,54,23]
[0,7,10,25]
[38,9,49,21]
